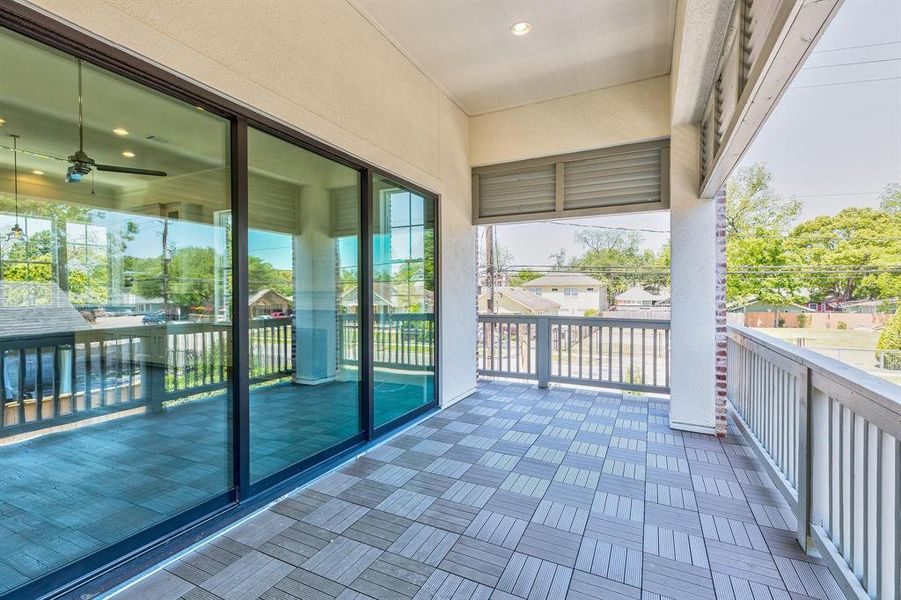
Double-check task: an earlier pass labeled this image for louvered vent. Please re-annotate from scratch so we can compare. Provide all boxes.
[331,185,358,237]
[563,147,662,210]
[476,165,556,218]
[472,140,669,223]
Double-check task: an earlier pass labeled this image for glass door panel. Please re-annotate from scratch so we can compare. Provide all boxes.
[0,27,232,595]
[371,175,436,427]
[247,128,362,483]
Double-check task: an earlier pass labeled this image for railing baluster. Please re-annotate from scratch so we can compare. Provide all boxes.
[828,397,835,537]
[664,329,670,387]
[641,328,646,385]
[0,350,5,428]
[588,326,593,380]
[35,347,44,421]
[862,421,868,591]
[578,325,583,379]
[894,439,900,600]
[557,324,562,377]
[70,343,78,412]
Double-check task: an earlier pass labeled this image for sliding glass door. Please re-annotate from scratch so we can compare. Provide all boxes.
[0,27,232,595]
[371,175,437,428]
[247,128,363,484]
[0,16,438,599]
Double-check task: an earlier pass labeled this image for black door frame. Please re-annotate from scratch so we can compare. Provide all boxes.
[0,4,440,599]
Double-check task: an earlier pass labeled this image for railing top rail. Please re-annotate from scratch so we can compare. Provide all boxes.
[477,314,671,329]
[727,324,901,417]
[548,315,670,328]
[477,314,540,324]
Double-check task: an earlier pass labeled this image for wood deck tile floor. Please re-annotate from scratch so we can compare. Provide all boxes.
[112,381,844,600]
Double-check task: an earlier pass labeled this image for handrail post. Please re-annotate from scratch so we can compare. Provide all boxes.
[143,327,168,413]
[796,364,812,551]
[536,317,550,389]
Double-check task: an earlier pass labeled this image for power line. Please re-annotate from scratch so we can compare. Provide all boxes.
[802,57,901,70]
[542,219,901,242]
[791,75,901,89]
[547,220,670,234]
[788,191,883,198]
[811,41,901,54]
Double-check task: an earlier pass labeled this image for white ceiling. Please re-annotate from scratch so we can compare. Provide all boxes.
[352,0,676,116]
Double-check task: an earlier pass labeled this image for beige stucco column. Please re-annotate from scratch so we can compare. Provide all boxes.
[668,123,718,434]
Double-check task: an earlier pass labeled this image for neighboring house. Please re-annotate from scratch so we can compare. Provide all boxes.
[478,287,560,315]
[729,299,814,314]
[522,273,607,316]
[835,298,898,314]
[249,289,293,317]
[615,285,671,310]
[0,281,93,338]
[341,282,434,314]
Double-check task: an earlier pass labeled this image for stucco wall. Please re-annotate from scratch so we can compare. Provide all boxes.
[469,75,672,166]
[668,123,717,434]
[26,0,477,405]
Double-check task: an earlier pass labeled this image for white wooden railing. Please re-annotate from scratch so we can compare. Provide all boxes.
[727,325,901,599]
[477,315,670,394]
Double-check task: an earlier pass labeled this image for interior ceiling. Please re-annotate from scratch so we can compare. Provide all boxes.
[353,0,676,115]
[0,29,356,210]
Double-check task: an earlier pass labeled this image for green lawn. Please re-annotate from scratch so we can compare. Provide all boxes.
[756,327,900,385]
[758,327,880,349]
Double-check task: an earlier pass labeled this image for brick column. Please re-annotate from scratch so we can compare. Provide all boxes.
[714,188,728,437]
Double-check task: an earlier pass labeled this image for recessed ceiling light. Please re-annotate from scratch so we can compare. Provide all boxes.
[32,170,44,175]
[510,21,532,36]
[113,128,129,136]
[122,151,136,158]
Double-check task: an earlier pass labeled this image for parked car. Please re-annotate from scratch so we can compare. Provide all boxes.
[142,311,178,324]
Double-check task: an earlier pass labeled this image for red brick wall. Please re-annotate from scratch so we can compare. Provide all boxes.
[714,188,728,437]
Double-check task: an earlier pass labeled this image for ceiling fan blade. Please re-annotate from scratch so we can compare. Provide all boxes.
[95,164,168,177]
[0,145,68,162]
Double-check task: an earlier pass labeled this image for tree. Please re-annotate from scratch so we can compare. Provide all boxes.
[725,164,801,235]
[877,307,901,369]
[568,228,664,295]
[549,249,568,269]
[879,183,901,215]
[574,229,642,255]
[785,208,901,301]
[724,163,803,303]
[133,246,289,310]
[510,269,542,287]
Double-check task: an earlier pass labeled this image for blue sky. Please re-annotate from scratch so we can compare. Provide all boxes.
[493,0,901,265]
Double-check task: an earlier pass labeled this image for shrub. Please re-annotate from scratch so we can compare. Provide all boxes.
[836,321,848,330]
[796,314,808,328]
[877,308,901,370]
[777,317,786,328]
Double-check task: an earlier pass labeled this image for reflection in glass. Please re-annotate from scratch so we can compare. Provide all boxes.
[247,128,362,483]
[0,27,231,594]
[372,175,436,427]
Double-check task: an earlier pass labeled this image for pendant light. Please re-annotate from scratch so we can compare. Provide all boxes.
[7,134,25,242]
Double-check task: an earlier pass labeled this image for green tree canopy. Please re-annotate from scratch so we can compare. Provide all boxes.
[725,163,803,303]
[509,269,542,286]
[785,208,901,301]
[132,246,289,309]
[879,183,901,215]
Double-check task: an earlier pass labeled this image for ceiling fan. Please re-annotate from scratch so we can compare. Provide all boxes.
[1,59,167,183]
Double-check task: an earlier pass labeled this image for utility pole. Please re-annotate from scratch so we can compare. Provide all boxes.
[485,225,495,313]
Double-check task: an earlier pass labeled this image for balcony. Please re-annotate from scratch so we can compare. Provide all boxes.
[1,0,899,598]
[111,378,846,600]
